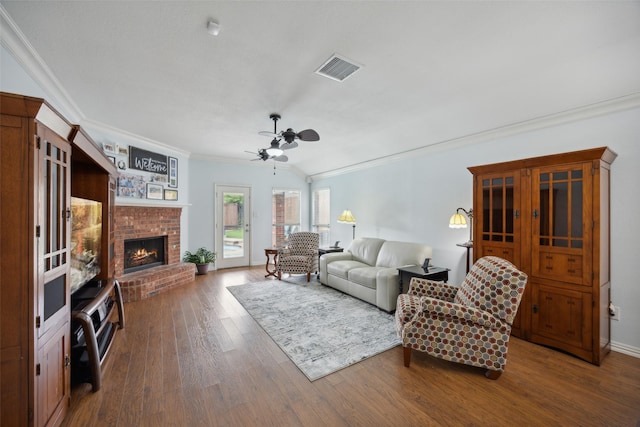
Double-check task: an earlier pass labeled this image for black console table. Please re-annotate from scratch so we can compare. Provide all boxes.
[397,265,450,294]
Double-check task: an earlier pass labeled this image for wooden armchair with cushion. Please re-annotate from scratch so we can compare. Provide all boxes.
[395,256,528,379]
[276,232,319,282]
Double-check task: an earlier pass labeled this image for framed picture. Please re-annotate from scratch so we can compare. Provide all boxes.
[146,183,164,200]
[164,189,178,201]
[150,173,167,183]
[117,160,127,170]
[102,142,115,154]
[117,145,128,156]
[108,156,116,164]
[129,146,168,174]
[168,157,178,188]
[117,173,146,198]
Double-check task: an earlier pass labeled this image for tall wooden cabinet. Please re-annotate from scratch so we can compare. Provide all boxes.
[1,92,117,426]
[469,147,616,365]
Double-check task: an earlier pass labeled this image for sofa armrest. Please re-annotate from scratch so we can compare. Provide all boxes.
[375,268,401,312]
[407,277,458,302]
[419,297,508,332]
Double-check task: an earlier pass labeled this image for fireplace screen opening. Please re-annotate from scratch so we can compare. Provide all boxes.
[124,236,167,274]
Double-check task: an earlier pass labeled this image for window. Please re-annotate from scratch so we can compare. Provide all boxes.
[312,188,330,247]
[272,189,301,248]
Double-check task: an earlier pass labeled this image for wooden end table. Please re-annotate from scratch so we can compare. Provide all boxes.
[397,265,450,294]
[265,248,279,278]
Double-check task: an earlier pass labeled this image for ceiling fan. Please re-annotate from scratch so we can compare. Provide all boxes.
[258,113,320,151]
[247,113,319,163]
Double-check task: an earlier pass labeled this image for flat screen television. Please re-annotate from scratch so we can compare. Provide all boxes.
[70,197,102,294]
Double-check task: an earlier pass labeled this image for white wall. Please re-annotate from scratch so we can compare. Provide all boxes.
[312,106,640,351]
[186,158,309,266]
[4,42,638,352]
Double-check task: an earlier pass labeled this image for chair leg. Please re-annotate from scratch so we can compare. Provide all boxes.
[277,271,281,280]
[306,272,311,282]
[485,369,502,380]
[403,346,411,367]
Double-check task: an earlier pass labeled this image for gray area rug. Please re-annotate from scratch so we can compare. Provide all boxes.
[227,278,400,381]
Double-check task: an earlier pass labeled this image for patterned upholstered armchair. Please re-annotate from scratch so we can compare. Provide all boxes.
[276,232,319,282]
[395,256,528,379]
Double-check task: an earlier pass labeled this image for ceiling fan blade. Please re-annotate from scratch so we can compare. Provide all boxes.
[281,141,298,150]
[273,154,288,162]
[296,129,320,141]
[259,131,279,138]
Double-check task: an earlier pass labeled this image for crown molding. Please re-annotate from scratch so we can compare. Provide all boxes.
[0,5,84,122]
[81,118,192,158]
[309,91,640,181]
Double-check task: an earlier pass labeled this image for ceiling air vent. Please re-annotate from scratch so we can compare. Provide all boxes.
[315,54,362,82]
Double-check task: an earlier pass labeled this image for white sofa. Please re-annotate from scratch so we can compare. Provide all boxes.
[319,237,432,312]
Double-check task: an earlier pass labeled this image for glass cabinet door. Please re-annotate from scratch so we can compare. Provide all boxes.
[38,128,72,338]
[475,172,520,266]
[531,164,590,285]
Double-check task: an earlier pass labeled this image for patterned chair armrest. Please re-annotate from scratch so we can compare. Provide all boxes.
[408,277,458,302]
[419,297,509,332]
[278,248,291,257]
[302,249,317,257]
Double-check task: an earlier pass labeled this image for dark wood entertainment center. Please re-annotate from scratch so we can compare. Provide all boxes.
[1,92,124,426]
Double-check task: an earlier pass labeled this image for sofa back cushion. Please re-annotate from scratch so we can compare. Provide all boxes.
[347,237,386,266]
[375,241,433,268]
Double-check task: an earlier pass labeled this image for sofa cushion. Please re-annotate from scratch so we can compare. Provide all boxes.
[376,241,433,268]
[347,237,385,266]
[327,260,370,280]
[348,267,387,289]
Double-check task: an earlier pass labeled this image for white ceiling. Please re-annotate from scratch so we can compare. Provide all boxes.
[2,1,640,176]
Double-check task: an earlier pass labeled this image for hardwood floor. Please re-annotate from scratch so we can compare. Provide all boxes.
[62,266,640,426]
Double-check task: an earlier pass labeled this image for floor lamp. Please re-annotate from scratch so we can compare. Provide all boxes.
[337,209,357,239]
[449,207,473,273]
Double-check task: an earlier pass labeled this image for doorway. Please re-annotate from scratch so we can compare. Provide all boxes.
[215,185,251,269]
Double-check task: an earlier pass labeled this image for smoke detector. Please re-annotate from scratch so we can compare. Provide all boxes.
[207,20,221,36]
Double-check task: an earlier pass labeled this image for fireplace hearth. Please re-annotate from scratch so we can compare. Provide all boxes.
[124,236,167,274]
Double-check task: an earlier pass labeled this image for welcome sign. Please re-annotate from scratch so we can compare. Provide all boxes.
[129,146,168,174]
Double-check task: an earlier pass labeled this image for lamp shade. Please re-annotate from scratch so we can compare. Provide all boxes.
[337,209,356,224]
[449,213,467,229]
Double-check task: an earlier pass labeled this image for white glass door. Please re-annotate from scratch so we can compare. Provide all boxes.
[215,185,251,269]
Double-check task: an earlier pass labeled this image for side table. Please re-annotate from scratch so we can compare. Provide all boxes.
[397,265,450,294]
[265,248,279,278]
[317,247,344,278]
[456,241,473,274]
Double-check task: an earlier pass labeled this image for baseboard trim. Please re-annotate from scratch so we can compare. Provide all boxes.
[611,341,640,359]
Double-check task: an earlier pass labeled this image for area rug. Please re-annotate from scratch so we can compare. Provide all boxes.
[227,279,400,381]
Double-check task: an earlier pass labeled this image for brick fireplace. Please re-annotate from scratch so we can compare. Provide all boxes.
[114,206,194,302]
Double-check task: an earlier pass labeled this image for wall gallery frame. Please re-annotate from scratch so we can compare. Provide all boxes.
[164,189,178,201]
[102,142,115,154]
[146,183,164,200]
[169,157,178,188]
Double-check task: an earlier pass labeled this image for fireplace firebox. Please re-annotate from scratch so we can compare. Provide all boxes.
[123,236,167,274]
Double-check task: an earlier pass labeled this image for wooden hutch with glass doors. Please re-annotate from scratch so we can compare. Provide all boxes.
[468,147,616,365]
[0,92,120,426]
